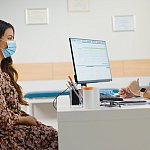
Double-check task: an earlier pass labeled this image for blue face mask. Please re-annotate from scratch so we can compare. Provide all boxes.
[2,40,16,58]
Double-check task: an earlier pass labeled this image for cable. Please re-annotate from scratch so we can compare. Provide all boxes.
[52,87,69,110]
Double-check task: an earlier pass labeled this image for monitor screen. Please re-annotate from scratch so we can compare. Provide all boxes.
[69,38,112,85]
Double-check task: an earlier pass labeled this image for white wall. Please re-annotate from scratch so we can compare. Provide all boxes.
[0,0,150,64]
[1,0,150,91]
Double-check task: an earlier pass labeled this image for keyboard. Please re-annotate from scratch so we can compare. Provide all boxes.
[100,93,123,101]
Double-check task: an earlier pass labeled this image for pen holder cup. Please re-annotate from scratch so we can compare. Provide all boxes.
[70,89,82,105]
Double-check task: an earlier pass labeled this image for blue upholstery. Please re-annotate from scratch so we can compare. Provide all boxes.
[99,88,119,95]
[24,88,119,99]
[24,91,70,99]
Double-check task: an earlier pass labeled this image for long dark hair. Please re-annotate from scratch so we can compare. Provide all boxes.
[0,20,28,105]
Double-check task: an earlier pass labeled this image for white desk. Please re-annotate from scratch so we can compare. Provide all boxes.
[57,96,150,150]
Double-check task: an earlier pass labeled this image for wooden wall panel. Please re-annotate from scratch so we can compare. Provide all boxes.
[14,59,150,81]
[52,62,74,80]
[14,63,53,81]
[123,59,150,76]
[110,60,124,77]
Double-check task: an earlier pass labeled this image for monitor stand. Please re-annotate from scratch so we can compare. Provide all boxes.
[101,100,121,107]
[81,83,87,87]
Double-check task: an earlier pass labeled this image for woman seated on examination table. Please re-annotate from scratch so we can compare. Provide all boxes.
[0,20,58,150]
[119,79,150,99]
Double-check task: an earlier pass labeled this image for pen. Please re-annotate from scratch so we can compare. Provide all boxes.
[68,75,83,99]
[71,86,82,105]
[68,76,78,90]
[67,80,73,88]
[66,83,70,89]
[67,81,82,104]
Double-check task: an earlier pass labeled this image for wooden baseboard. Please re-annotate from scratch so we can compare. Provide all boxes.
[14,59,150,81]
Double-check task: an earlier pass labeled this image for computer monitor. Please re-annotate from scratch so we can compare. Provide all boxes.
[69,38,112,86]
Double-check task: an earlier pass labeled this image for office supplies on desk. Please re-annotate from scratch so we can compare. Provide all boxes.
[100,93,123,101]
[117,100,147,105]
[67,81,82,105]
[70,89,81,105]
[68,75,83,99]
[100,93,123,107]
[83,87,100,109]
